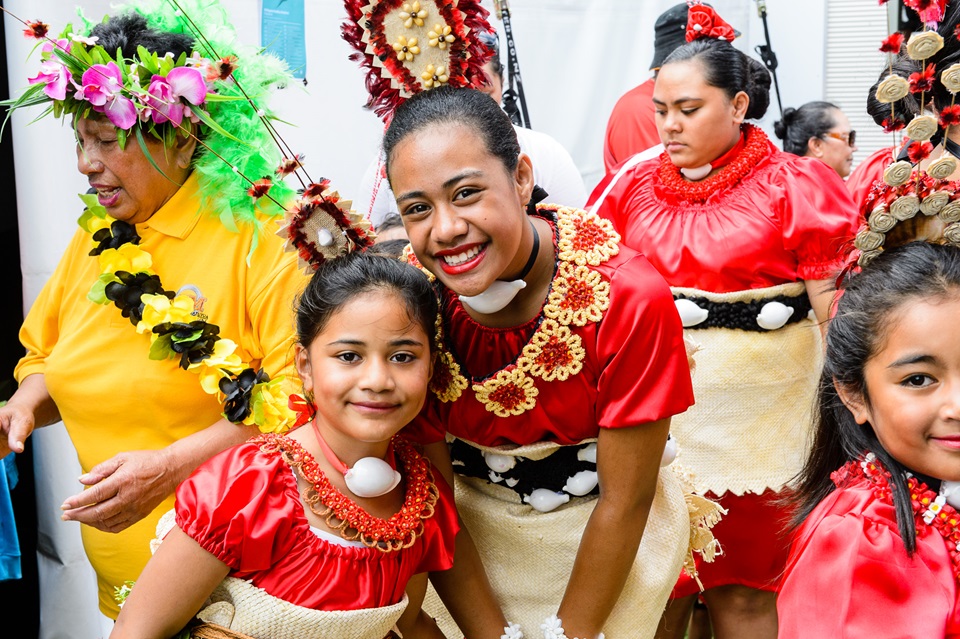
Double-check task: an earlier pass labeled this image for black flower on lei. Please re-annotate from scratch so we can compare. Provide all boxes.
[104,272,170,325]
[152,321,221,369]
[89,220,140,256]
[220,368,269,423]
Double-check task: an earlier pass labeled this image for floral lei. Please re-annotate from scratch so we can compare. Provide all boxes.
[260,432,439,551]
[834,453,960,583]
[657,123,771,204]
[79,193,295,433]
[407,205,620,418]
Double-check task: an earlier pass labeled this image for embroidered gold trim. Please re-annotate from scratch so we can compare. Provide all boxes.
[415,206,618,416]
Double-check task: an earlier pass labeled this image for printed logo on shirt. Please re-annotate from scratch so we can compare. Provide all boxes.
[177,284,209,322]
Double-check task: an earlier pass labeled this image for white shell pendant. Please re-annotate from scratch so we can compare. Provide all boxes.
[943,481,960,510]
[660,436,678,467]
[459,280,527,314]
[675,299,709,327]
[523,488,570,513]
[563,470,599,496]
[577,442,598,463]
[317,227,335,247]
[756,301,794,330]
[483,452,517,473]
[344,457,402,498]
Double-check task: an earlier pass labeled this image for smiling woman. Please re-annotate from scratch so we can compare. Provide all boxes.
[0,1,306,626]
[587,4,859,638]
[381,85,722,639]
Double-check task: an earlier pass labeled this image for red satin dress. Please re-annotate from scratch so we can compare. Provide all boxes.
[175,434,458,610]
[846,144,900,212]
[588,127,860,596]
[407,240,694,447]
[778,476,960,638]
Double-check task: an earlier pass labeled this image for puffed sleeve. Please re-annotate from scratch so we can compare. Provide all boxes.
[772,157,859,281]
[778,500,958,638]
[413,466,459,574]
[846,145,896,211]
[175,442,301,573]
[595,253,694,428]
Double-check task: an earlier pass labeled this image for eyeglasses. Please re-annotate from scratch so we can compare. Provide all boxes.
[823,131,856,147]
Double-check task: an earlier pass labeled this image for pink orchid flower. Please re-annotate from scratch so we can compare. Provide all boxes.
[28,60,70,100]
[41,38,70,56]
[144,67,207,127]
[74,62,137,129]
[74,62,124,107]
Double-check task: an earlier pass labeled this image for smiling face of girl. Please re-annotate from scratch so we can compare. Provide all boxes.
[387,121,535,298]
[839,294,960,481]
[295,289,432,462]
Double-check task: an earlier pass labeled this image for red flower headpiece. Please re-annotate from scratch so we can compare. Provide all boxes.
[686,2,737,43]
[341,0,494,122]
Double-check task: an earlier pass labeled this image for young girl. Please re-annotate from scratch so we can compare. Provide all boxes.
[382,85,720,639]
[778,241,960,637]
[109,252,457,639]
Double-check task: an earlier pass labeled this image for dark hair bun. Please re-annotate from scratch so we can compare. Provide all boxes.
[773,107,798,140]
[744,56,772,120]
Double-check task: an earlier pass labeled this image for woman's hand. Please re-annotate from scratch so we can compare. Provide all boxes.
[62,417,258,533]
[0,373,60,458]
[60,448,180,533]
[556,418,671,639]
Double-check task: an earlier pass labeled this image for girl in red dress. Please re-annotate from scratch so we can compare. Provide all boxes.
[587,5,858,638]
[381,85,720,639]
[779,241,960,637]
[110,252,459,639]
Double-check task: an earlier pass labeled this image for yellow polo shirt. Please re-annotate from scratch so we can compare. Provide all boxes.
[16,173,305,618]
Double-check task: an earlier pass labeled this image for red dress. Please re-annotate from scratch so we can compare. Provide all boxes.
[588,126,860,596]
[175,433,458,611]
[408,219,694,447]
[846,145,899,212]
[778,465,960,638]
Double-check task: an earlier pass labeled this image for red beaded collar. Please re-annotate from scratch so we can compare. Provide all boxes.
[657,123,771,204]
[832,455,960,584]
[256,433,439,552]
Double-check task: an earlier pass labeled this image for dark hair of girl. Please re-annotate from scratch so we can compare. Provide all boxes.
[661,38,772,120]
[294,251,438,349]
[773,102,840,156]
[382,86,520,178]
[791,241,960,553]
[90,13,194,61]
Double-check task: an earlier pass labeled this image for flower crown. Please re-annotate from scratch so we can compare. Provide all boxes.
[4,0,298,229]
[341,0,494,122]
[851,0,960,270]
[15,22,221,148]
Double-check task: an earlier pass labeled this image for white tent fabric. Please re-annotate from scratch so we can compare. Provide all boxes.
[3,1,832,636]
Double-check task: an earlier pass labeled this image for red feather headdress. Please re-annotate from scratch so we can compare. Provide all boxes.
[342,0,494,122]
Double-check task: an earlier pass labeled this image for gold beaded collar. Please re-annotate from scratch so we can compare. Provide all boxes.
[407,206,620,417]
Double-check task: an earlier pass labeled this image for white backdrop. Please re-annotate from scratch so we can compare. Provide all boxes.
[4,1,829,636]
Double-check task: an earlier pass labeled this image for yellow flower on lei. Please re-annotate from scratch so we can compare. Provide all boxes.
[97,243,152,276]
[82,215,113,235]
[192,339,246,394]
[136,293,196,334]
[247,376,298,433]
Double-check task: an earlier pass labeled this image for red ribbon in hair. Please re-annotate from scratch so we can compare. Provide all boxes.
[685,2,737,43]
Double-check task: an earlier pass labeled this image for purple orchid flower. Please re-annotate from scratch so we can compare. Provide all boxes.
[28,60,70,100]
[144,66,207,127]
